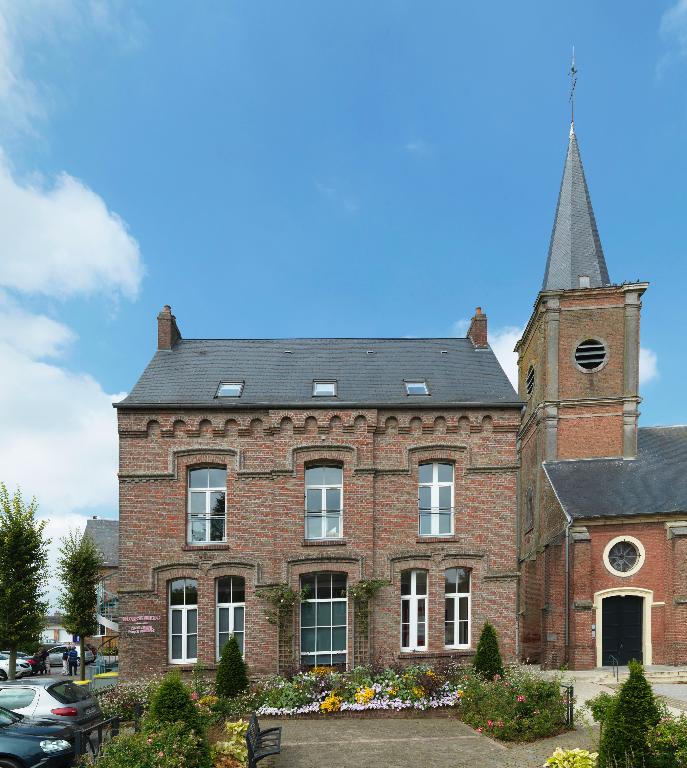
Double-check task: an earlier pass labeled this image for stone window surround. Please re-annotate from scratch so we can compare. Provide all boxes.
[602,534,646,578]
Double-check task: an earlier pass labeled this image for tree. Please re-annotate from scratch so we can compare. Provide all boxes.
[473,622,504,680]
[0,484,49,680]
[57,530,103,681]
[216,635,249,698]
[598,660,660,768]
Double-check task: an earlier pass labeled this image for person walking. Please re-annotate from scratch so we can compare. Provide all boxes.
[39,648,49,675]
[67,645,78,676]
[61,648,69,675]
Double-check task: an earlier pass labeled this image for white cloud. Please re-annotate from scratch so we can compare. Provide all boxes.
[658,0,687,74]
[639,346,659,385]
[404,139,432,157]
[0,153,143,299]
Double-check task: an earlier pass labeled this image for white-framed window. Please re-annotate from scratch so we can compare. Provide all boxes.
[418,462,454,536]
[216,382,244,398]
[300,573,347,666]
[405,380,429,395]
[313,380,337,397]
[188,467,226,544]
[445,567,471,648]
[305,466,343,539]
[169,578,197,664]
[401,569,427,651]
[602,535,646,578]
[216,576,245,658]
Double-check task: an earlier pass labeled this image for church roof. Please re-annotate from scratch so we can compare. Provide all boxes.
[115,337,520,410]
[543,426,687,520]
[84,518,119,567]
[542,125,610,291]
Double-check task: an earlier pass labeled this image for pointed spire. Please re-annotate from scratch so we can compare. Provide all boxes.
[541,125,610,291]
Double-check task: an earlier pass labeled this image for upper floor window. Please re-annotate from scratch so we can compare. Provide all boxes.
[217,576,245,658]
[305,466,343,539]
[188,468,226,544]
[526,365,535,396]
[401,569,427,651]
[216,382,244,398]
[313,380,337,397]
[574,339,607,372]
[445,567,471,648]
[169,578,197,664]
[418,462,454,536]
[300,573,347,667]
[405,380,429,396]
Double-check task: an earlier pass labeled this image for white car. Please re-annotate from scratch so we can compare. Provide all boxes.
[46,645,95,667]
[0,653,32,680]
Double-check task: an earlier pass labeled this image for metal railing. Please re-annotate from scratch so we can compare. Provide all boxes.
[560,684,574,726]
[608,654,620,681]
[418,507,454,536]
[73,715,120,759]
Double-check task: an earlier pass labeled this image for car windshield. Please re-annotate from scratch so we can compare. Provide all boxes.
[49,682,91,704]
[0,705,21,725]
[0,654,8,661]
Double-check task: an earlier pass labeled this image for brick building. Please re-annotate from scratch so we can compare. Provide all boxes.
[115,312,522,679]
[516,122,687,669]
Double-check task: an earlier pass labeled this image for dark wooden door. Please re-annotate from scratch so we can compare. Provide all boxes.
[602,595,643,665]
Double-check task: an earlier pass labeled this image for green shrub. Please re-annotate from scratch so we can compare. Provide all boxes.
[147,670,204,735]
[460,666,568,742]
[90,722,211,768]
[216,635,249,698]
[546,748,598,768]
[473,622,504,680]
[647,714,687,768]
[212,719,249,767]
[598,660,660,768]
[95,679,161,721]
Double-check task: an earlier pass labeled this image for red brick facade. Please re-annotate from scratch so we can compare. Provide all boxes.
[117,405,521,680]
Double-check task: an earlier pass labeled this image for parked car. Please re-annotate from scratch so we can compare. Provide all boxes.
[0,681,102,729]
[45,647,95,668]
[0,655,32,681]
[0,653,44,678]
[0,704,74,767]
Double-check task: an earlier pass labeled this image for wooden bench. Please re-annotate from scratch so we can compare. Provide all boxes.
[246,713,282,768]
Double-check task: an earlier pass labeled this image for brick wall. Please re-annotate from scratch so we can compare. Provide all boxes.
[117,406,520,680]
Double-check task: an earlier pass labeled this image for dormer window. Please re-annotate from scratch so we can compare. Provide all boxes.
[313,381,337,397]
[579,275,591,288]
[405,380,429,396]
[216,382,244,398]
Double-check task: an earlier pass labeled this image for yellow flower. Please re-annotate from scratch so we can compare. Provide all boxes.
[387,687,398,696]
[354,687,375,704]
[320,693,342,713]
[426,670,437,678]
[412,686,426,698]
[312,666,334,676]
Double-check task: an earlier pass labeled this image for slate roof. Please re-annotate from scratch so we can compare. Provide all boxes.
[84,518,119,567]
[542,125,611,291]
[544,426,687,520]
[116,338,520,409]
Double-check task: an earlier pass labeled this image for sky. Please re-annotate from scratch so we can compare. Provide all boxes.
[0,1,686,598]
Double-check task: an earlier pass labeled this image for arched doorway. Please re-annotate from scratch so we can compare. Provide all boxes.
[593,588,653,667]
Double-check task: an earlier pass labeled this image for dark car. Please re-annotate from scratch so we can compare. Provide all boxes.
[0,704,74,767]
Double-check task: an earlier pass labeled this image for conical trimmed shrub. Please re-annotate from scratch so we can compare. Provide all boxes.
[473,622,504,680]
[147,670,203,734]
[598,660,660,768]
[216,634,249,698]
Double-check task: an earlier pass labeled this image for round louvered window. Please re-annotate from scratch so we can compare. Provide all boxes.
[574,338,607,371]
[526,365,535,396]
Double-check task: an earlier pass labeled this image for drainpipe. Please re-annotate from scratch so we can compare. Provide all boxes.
[562,507,572,663]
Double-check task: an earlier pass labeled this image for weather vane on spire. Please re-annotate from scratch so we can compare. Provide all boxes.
[569,46,578,128]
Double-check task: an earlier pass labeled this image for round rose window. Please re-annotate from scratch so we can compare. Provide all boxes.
[607,541,639,573]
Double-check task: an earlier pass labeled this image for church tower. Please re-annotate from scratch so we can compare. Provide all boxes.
[516,118,648,665]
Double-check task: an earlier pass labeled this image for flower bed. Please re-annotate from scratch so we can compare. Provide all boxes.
[255,664,464,717]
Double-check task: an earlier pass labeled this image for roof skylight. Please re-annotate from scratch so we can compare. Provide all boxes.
[216,382,244,398]
[313,380,337,397]
[405,380,429,396]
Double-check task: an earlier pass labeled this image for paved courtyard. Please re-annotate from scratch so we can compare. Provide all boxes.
[260,717,598,768]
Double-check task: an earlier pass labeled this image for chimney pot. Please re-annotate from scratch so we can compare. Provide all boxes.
[467,307,488,348]
[157,305,182,350]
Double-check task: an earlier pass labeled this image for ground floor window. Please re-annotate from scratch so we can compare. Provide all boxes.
[169,578,198,664]
[217,576,245,658]
[444,567,470,648]
[401,569,427,651]
[300,572,347,666]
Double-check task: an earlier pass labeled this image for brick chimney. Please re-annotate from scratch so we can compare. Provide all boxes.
[157,305,181,350]
[467,307,488,348]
